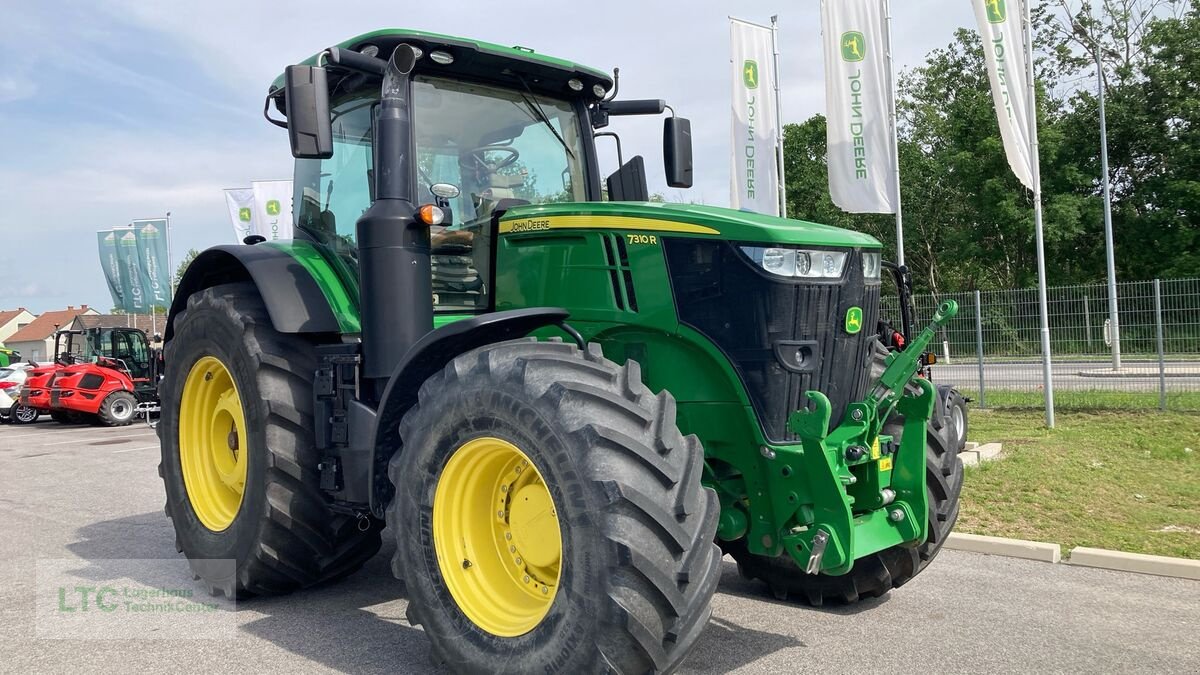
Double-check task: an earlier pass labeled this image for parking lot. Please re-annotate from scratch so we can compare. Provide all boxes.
[2,420,1198,673]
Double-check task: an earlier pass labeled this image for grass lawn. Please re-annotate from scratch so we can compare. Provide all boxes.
[958,408,1200,559]
[958,389,1200,412]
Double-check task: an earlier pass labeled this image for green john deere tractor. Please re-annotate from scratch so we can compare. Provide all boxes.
[160,29,962,673]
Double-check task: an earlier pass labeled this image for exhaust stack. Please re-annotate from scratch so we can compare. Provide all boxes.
[356,44,431,396]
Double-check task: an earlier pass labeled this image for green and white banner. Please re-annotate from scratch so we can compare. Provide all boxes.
[729,18,780,215]
[821,0,897,213]
[96,230,126,310]
[114,227,149,313]
[973,0,1034,190]
[251,180,293,241]
[132,218,172,309]
[223,188,256,242]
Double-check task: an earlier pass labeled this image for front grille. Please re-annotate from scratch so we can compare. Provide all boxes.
[664,239,880,442]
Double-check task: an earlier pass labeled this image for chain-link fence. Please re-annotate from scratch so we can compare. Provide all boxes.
[882,278,1200,411]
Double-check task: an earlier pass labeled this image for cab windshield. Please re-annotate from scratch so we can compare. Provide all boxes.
[294,76,588,312]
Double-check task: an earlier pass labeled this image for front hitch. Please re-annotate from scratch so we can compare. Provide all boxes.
[781,300,959,575]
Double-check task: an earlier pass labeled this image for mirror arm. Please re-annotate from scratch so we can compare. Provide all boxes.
[263,90,288,129]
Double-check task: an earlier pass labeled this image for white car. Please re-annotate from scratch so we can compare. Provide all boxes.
[0,363,43,424]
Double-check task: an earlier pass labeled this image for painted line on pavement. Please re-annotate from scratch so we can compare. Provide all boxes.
[112,444,161,454]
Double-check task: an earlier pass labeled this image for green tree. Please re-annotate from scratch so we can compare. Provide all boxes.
[174,248,200,287]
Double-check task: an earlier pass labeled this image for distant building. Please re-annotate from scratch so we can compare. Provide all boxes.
[0,308,35,345]
[69,314,166,347]
[4,305,100,362]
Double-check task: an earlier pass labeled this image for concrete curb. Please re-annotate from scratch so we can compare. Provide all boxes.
[946,534,1200,581]
[960,442,1002,468]
[946,532,1061,563]
[1066,547,1200,580]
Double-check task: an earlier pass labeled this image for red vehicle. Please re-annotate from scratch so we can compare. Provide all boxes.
[22,327,159,426]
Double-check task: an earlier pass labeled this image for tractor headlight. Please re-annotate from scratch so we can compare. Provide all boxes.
[862,251,881,280]
[741,246,847,279]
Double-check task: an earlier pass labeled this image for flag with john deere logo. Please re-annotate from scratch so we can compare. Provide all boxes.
[114,227,148,313]
[251,180,293,240]
[96,230,127,310]
[973,0,1035,189]
[821,0,897,213]
[729,18,779,215]
[223,188,256,242]
[132,218,172,310]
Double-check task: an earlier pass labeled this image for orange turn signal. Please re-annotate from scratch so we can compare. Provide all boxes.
[417,204,445,226]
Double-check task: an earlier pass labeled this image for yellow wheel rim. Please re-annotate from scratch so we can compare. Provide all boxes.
[433,437,562,637]
[179,356,248,532]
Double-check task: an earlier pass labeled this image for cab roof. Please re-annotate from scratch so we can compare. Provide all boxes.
[270,29,613,99]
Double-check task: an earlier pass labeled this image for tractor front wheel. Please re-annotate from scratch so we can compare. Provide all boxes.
[158,283,381,598]
[97,390,137,426]
[390,339,721,674]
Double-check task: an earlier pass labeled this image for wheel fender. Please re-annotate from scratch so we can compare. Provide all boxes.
[166,245,343,340]
[366,307,570,517]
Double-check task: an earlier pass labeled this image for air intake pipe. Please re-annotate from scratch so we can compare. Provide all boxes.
[356,44,431,397]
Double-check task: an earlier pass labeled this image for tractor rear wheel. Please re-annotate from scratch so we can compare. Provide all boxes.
[97,390,137,426]
[723,343,963,606]
[390,339,721,674]
[158,283,381,598]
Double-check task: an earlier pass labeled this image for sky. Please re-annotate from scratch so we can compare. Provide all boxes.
[0,0,979,314]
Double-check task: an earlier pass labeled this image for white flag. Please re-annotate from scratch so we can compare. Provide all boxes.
[821,0,897,214]
[250,180,294,241]
[730,18,780,216]
[223,188,256,242]
[973,0,1035,190]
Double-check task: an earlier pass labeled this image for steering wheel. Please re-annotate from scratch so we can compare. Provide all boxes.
[468,145,520,172]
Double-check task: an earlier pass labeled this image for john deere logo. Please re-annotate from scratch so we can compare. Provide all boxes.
[841,31,866,62]
[238,207,252,222]
[985,0,1006,23]
[265,200,281,216]
[845,307,864,334]
[742,60,759,89]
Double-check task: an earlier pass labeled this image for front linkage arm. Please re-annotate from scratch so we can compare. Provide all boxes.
[781,300,958,575]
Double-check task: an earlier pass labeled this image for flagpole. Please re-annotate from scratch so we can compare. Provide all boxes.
[770,15,787,218]
[1022,0,1055,428]
[883,0,905,266]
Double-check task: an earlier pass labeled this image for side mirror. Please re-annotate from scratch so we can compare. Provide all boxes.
[664,117,693,188]
[284,65,333,159]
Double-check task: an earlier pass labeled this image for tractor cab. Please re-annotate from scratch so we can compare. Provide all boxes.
[277,31,690,317]
[86,327,155,388]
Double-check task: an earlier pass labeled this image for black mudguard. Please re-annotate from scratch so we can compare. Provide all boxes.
[166,245,342,340]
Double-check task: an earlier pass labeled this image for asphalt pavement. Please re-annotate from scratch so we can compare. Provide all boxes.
[935,359,1200,391]
[2,419,1198,673]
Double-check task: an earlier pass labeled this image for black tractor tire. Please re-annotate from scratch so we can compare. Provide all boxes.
[10,403,39,425]
[946,389,969,452]
[722,342,963,606]
[97,390,137,426]
[390,338,721,674]
[158,282,381,598]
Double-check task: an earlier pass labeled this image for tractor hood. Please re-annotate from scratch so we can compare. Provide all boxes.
[498,202,882,249]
